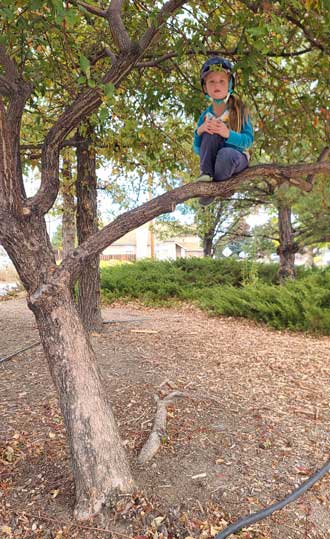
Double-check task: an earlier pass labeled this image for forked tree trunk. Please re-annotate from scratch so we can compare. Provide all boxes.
[28,283,134,519]
[1,214,134,520]
[277,201,298,282]
[76,129,103,332]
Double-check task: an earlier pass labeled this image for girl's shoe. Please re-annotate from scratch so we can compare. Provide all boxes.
[199,196,214,206]
[197,173,213,182]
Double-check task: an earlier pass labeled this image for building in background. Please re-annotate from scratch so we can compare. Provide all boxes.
[102,223,203,261]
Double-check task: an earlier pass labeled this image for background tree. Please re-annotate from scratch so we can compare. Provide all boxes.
[76,123,103,332]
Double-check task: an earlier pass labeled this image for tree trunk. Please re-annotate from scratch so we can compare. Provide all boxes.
[203,232,214,257]
[61,158,76,258]
[28,283,135,519]
[277,201,298,282]
[1,215,135,520]
[76,129,103,332]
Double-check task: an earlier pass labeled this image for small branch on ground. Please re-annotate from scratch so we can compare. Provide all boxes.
[138,391,186,465]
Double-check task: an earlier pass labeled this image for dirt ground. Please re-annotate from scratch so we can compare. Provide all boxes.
[1,297,330,539]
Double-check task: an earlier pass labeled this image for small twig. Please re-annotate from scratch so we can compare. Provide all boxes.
[103,317,150,325]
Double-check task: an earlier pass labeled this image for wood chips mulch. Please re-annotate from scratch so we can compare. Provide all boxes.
[1,297,330,539]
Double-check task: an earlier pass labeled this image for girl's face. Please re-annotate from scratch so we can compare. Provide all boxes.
[204,71,230,100]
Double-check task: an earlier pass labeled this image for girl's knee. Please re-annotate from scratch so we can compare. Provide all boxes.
[214,148,247,181]
[217,147,239,164]
[201,133,224,148]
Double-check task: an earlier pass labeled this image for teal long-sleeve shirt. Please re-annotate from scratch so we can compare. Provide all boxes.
[193,105,254,155]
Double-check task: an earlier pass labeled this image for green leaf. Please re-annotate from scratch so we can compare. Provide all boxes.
[79,54,90,79]
[30,0,44,8]
[99,107,109,122]
[104,82,115,99]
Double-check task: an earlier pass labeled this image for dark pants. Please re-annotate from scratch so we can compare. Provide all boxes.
[200,133,248,181]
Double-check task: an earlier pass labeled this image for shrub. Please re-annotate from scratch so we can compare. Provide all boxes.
[100,258,330,334]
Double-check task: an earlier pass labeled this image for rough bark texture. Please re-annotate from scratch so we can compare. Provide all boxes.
[0,213,135,520]
[277,200,298,282]
[61,159,76,259]
[76,129,103,332]
[28,284,134,519]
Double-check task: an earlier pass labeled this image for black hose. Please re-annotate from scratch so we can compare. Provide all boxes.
[0,319,151,364]
[215,459,330,539]
[0,341,40,364]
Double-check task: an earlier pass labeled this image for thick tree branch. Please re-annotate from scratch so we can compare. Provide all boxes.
[107,0,132,52]
[0,75,17,97]
[0,44,19,83]
[57,160,330,285]
[0,99,22,213]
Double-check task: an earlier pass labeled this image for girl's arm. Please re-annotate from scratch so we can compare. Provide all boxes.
[193,113,206,155]
[227,116,254,150]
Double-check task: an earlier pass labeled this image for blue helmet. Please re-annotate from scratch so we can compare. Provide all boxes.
[200,57,236,93]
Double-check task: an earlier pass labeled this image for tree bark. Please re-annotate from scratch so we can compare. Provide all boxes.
[0,211,135,519]
[203,232,214,257]
[28,283,134,519]
[61,158,76,258]
[76,129,103,332]
[277,199,298,282]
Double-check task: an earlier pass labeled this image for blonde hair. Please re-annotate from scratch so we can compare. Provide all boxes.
[228,95,249,132]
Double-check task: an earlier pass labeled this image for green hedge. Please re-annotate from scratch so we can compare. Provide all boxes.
[100,258,330,334]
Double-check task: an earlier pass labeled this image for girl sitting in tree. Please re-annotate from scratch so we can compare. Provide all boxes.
[193,57,254,205]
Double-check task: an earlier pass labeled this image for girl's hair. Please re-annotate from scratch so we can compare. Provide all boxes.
[228,95,249,132]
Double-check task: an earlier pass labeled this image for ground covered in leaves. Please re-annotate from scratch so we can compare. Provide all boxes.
[1,297,330,539]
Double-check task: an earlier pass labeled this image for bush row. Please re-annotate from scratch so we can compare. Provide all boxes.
[100,258,330,334]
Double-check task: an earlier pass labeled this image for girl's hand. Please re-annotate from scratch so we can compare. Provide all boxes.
[197,118,215,135]
[210,119,230,138]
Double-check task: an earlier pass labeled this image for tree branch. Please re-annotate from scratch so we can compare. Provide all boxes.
[138,391,186,465]
[0,44,19,83]
[107,0,132,52]
[24,1,189,216]
[285,13,326,52]
[0,99,22,214]
[0,75,17,97]
[57,159,330,285]
[68,0,107,18]
[307,147,330,183]
[137,45,314,69]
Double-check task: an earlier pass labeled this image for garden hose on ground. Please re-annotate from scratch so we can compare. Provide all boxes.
[215,459,330,539]
[0,318,151,364]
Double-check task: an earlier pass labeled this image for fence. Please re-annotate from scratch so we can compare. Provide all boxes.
[54,250,136,263]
